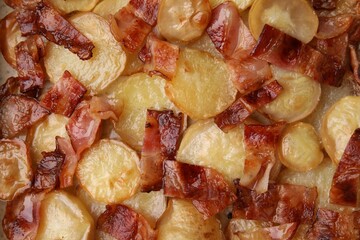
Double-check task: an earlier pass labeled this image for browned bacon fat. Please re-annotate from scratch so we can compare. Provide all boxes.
[0,95,49,138]
[316,15,353,39]
[311,0,337,10]
[97,204,157,240]
[56,137,78,189]
[40,71,86,117]
[140,109,183,192]
[16,1,94,60]
[233,183,318,224]
[350,45,360,86]
[0,77,19,100]
[163,160,237,218]
[129,0,159,26]
[330,128,360,207]
[2,190,46,240]
[214,81,283,131]
[251,24,345,87]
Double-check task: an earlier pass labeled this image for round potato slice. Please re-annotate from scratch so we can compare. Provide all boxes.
[77,139,140,204]
[177,119,245,183]
[157,199,224,240]
[44,12,126,94]
[166,48,237,120]
[37,191,95,240]
[261,66,321,123]
[49,0,99,14]
[321,96,360,165]
[249,0,318,43]
[279,122,323,172]
[104,73,178,151]
[0,139,32,201]
[93,0,129,18]
[27,113,69,164]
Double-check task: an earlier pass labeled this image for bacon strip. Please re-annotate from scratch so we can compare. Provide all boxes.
[16,1,94,60]
[129,0,159,26]
[0,95,50,138]
[330,128,360,206]
[56,137,78,189]
[350,45,360,87]
[140,34,179,79]
[251,24,345,87]
[316,15,353,39]
[311,0,337,10]
[140,110,183,192]
[2,190,46,240]
[214,81,283,132]
[40,71,87,117]
[0,77,19,100]
[163,160,237,219]
[233,182,317,224]
[15,35,45,93]
[97,204,157,240]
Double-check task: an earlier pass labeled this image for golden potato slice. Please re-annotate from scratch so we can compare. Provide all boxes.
[27,113,69,164]
[76,185,106,221]
[93,0,129,18]
[104,73,178,151]
[261,66,321,123]
[209,0,254,10]
[279,122,323,172]
[0,139,32,201]
[157,199,224,240]
[177,119,245,183]
[77,139,140,204]
[321,96,360,165]
[166,48,237,120]
[249,0,318,43]
[44,12,126,95]
[36,191,94,240]
[49,0,99,14]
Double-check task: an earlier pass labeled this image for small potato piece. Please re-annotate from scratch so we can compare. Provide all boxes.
[157,199,224,240]
[166,48,237,120]
[36,191,95,240]
[77,139,140,204]
[279,122,323,172]
[157,0,211,42]
[209,0,254,10]
[76,185,106,221]
[105,73,178,151]
[44,12,126,94]
[93,0,129,18]
[249,0,318,43]
[49,0,99,14]
[27,113,69,164]
[321,96,360,164]
[188,33,223,59]
[177,119,245,183]
[0,139,32,201]
[261,66,321,123]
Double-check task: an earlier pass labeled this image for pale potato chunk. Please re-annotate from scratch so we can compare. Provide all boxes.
[157,199,224,240]
[249,0,318,43]
[76,185,106,221]
[177,119,245,183]
[104,73,178,151]
[49,0,99,14]
[36,191,94,240]
[77,139,140,204]
[27,113,69,164]
[321,96,360,164]
[209,0,254,10]
[166,48,237,120]
[44,12,126,94]
[279,122,323,172]
[0,139,32,201]
[188,33,223,59]
[93,0,129,18]
[261,66,321,123]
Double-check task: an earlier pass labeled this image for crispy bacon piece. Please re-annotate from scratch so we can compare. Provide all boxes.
[140,34,179,79]
[233,182,318,224]
[110,5,152,53]
[316,15,353,39]
[140,110,183,192]
[0,95,50,138]
[0,77,19,100]
[16,1,94,60]
[311,0,337,10]
[330,128,360,206]
[214,81,283,132]
[350,45,360,87]
[15,35,45,93]
[40,71,87,117]
[56,137,78,189]
[306,209,359,239]
[129,0,159,26]
[163,160,237,218]
[2,190,46,240]
[251,24,345,87]
[97,204,157,240]
[33,150,65,190]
